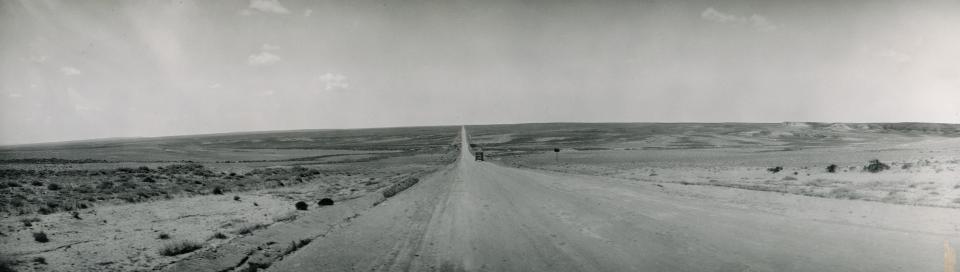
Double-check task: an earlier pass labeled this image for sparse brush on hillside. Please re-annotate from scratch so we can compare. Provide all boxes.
[864,159,890,173]
[826,164,838,173]
[766,167,783,173]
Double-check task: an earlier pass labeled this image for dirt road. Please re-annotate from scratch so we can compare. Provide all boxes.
[270,127,959,271]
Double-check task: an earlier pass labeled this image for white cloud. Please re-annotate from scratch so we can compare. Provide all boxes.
[304,9,313,17]
[701,7,778,32]
[30,55,49,63]
[262,44,281,51]
[60,66,81,76]
[877,48,913,63]
[248,51,281,65]
[257,90,276,96]
[318,73,349,91]
[248,0,290,14]
[9,93,23,98]
[209,83,222,89]
[238,9,254,16]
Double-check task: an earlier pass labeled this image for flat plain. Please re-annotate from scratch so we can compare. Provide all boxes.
[2,122,960,272]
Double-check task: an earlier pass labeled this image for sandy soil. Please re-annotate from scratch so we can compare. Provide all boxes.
[0,165,439,272]
[268,127,960,271]
[1,191,291,271]
[497,137,960,208]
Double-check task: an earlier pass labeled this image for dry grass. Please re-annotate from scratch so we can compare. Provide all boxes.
[21,217,40,227]
[210,232,228,239]
[234,223,269,235]
[383,177,419,198]
[284,238,313,255]
[158,240,203,256]
[273,212,298,223]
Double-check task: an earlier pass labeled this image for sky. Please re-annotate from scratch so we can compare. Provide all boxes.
[1,0,959,145]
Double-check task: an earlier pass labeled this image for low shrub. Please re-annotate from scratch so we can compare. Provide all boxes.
[211,232,228,239]
[233,196,241,201]
[158,240,203,256]
[864,159,890,173]
[318,198,334,206]
[212,187,224,195]
[766,166,783,173]
[295,201,308,210]
[234,223,268,235]
[46,183,61,191]
[21,217,40,227]
[158,233,171,240]
[33,231,49,243]
[32,256,46,264]
[826,164,838,173]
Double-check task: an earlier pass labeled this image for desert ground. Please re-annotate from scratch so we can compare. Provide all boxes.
[0,126,459,271]
[2,123,960,271]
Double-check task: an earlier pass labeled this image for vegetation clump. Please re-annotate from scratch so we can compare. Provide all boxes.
[383,177,419,198]
[211,232,228,239]
[158,240,203,256]
[32,231,49,243]
[318,198,334,206]
[21,217,40,227]
[295,201,308,210]
[766,166,783,173]
[234,223,268,235]
[864,159,890,173]
[826,164,838,173]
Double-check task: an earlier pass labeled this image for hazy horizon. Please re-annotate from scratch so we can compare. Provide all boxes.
[2,0,959,145]
[5,120,960,147]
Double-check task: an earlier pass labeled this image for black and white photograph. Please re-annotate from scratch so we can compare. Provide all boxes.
[1,0,960,271]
